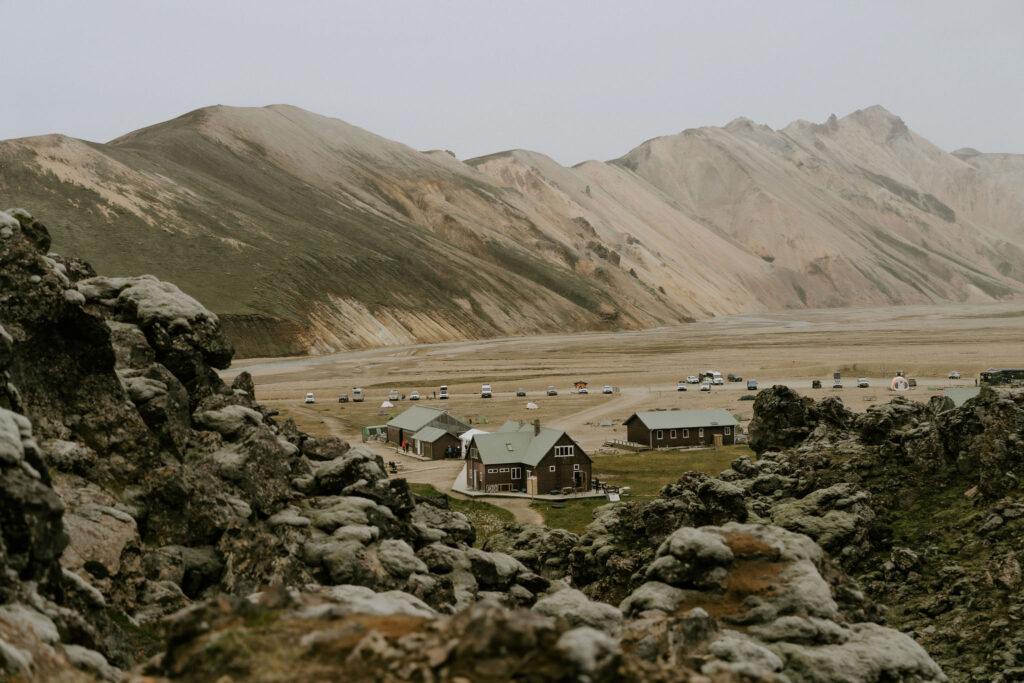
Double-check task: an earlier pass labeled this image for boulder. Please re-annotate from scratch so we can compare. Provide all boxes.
[376,539,428,578]
[533,587,623,632]
[193,405,263,439]
[312,447,387,494]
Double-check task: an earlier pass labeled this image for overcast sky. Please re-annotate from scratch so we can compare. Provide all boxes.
[3,0,1022,165]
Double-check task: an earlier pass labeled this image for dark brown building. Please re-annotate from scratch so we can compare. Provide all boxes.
[386,406,470,458]
[465,420,591,494]
[623,409,738,449]
[408,427,462,459]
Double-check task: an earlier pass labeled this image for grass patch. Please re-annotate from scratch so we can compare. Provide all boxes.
[531,444,754,534]
[409,483,514,547]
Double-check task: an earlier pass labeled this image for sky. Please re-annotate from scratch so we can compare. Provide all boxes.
[3,0,1023,165]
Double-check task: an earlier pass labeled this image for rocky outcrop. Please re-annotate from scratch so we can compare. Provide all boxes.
[687,384,1024,680]
[1,210,579,677]
[0,208,969,681]
[748,386,853,453]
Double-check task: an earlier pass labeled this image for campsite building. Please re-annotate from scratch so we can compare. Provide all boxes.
[623,409,738,449]
[465,420,591,493]
[386,406,469,458]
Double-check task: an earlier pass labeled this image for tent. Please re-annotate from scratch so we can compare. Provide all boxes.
[890,376,909,391]
[526,402,539,410]
[381,401,394,408]
[459,428,490,457]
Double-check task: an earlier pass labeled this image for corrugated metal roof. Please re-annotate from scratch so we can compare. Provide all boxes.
[387,406,453,432]
[410,426,449,443]
[625,409,739,430]
[472,421,567,466]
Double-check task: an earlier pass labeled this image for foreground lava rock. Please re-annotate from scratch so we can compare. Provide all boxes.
[1,209,948,681]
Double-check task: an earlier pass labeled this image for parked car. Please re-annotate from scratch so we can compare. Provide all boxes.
[908,378,917,387]
[338,394,348,403]
[304,393,315,404]
[812,380,822,389]
[388,390,400,401]
[602,385,613,394]
[727,373,742,382]
[516,388,526,397]
[949,371,961,380]
[677,380,688,391]
[833,379,843,389]
[439,385,449,400]
[687,375,699,384]
[481,384,492,398]
[700,382,711,392]
[547,386,558,396]
[713,375,724,385]
[746,379,758,390]
[857,378,869,388]
[352,388,364,402]
[409,390,420,400]
[578,385,589,394]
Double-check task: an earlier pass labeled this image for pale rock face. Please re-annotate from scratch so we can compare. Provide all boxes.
[76,275,217,326]
[532,588,623,632]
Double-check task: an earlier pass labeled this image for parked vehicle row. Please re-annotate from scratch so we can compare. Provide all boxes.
[314,369,967,404]
[311,381,621,404]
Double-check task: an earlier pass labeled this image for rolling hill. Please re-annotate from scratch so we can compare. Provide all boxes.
[2,104,1022,356]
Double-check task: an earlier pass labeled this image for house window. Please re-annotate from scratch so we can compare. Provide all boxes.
[699,428,704,438]
[656,430,664,440]
[670,430,677,439]
[499,467,509,473]
[549,465,556,472]
[725,426,731,435]
[573,464,580,471]
[487,468,497,473]
[682,429,689,438]
[555,445,574,457]
[511,467,521,479]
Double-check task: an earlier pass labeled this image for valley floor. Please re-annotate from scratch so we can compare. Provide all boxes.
[222,301,1024,525]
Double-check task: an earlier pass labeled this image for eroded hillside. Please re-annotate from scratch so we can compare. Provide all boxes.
[2,104,1022,356]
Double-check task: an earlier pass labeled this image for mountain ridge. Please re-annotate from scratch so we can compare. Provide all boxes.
[2,104,1022,356]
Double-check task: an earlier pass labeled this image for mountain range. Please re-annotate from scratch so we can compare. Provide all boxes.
[2,104,1022,356]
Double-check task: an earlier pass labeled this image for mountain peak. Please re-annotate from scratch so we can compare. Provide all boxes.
[842,105,910,141]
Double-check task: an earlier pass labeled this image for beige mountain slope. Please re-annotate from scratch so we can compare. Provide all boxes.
[1,104,1022,357]
[614,106,1024,306]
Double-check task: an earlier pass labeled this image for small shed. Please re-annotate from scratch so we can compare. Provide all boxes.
[410,426,462,459]
[361,425,386,442]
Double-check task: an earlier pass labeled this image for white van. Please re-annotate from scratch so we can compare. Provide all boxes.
[711,372,724,385]
[481,384,492,398]
[439,385,449,400]
[304,392,315,404]
[352,388,364,402]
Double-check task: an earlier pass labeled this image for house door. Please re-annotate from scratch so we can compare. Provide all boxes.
[574,471,586,488]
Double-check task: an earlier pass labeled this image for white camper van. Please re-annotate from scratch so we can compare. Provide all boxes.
[439,385,449,400]
[480,384,492,398]
[352,388,364,402]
